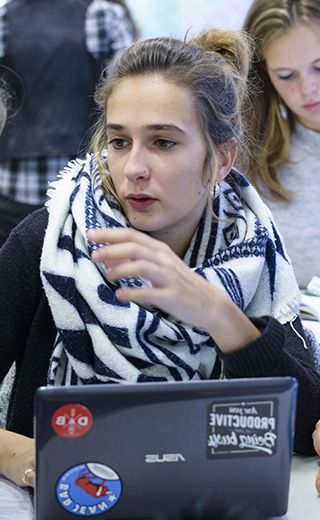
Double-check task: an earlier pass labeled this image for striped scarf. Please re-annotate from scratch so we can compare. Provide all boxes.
[41,154,300,385]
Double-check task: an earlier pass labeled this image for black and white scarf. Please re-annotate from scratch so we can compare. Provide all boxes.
[41,154,300,385]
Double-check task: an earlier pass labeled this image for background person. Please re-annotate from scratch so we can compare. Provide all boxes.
[0,28,319,489]
[0,0,138,246]
[243,0,320,288]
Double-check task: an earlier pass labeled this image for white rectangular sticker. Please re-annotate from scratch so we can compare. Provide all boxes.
[207,399,278,457]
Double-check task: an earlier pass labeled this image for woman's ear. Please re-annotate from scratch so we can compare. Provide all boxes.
[217,138,238,181]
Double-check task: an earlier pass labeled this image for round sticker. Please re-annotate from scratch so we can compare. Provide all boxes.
[51,404,93,438]
[56,462,122,516]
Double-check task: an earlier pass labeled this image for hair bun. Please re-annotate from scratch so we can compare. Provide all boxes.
[190,28,252,82]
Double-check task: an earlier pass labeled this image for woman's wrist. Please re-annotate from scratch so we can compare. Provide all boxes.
[204,289,261,353]
[0,429,13,475]
[0,429,35,487]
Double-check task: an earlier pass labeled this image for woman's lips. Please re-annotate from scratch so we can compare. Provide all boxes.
[303,101,320,110]
[127,196,157,209]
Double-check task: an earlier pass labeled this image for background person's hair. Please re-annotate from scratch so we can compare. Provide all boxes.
[243,0,320,201]
[91,29,253,198]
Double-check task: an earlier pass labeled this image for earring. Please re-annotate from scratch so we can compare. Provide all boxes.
[279,102,288,120]
[212,182,219,198]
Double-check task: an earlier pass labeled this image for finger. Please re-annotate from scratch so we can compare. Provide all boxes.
[108,258,167,287]
[313,432,320,451]
[88,227,161,249]
[316,470,320,494]
[314,442,320,457]
[312,423,320,456]
[91,241,157,265]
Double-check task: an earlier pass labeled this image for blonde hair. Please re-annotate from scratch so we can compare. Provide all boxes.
[243,0,320,201]
[90,28,253,198]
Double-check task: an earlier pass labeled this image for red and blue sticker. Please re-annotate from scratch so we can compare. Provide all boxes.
[56,462,122,516]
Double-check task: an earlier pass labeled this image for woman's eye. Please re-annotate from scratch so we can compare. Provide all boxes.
[108,138,128,150]
[278,73,294,81]
[155,139,176,149]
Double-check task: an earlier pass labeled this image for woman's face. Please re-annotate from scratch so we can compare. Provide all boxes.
[105,74,210,256]
[264,23,320,131]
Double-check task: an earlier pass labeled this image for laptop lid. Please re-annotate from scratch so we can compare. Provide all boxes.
[34,377,297,520]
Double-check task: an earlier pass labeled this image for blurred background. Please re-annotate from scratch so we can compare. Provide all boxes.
[127,0,253,39]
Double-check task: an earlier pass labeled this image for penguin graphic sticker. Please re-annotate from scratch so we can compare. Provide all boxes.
[56,462,122,516]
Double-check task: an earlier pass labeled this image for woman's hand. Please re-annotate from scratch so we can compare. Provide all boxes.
[0,430,35,487]
[89,227,218,328]
[316,469,320,495]
[312,420,320,493]
[88,227,260,352]
[312,419,320,456]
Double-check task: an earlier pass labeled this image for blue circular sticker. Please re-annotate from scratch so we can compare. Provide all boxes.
[56,462,122,516]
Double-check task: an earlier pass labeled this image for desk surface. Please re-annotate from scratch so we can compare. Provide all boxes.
[283,455,319,519]
[0,455,319,519]
[0,475,34,519]
[302,319,320,340]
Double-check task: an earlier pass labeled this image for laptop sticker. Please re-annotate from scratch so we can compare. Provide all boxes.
[207,399,278,458]
[51,404,93,438]
[56,462,122,516]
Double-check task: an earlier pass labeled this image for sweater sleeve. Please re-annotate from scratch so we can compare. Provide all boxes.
[217,316,320,455]
[0,208,48,383]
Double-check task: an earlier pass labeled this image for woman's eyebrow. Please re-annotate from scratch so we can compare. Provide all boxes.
[106,124,124,132]
[269,57,320,72]
[145,124,186,134]
[106,123,186,134]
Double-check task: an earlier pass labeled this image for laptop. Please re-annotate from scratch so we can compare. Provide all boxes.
[34,377,297,520]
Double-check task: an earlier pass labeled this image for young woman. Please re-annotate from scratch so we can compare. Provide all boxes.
[243,0,320,288]
[0,28,319,489]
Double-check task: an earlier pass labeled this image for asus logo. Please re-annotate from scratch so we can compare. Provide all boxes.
[145,453,186,463]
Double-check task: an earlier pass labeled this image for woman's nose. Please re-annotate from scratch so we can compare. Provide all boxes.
[300,74,318,97]
[123,148,151,182]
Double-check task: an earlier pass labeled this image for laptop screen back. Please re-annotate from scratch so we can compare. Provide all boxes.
[34,377,297,520]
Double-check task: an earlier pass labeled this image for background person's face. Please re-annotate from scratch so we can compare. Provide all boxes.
[106,74,209,256]
[264,23,320,131]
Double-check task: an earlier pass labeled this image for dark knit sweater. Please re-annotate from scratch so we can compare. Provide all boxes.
[0,208,319,454]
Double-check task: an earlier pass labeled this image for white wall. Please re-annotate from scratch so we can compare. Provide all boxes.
[127,0,254,39]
